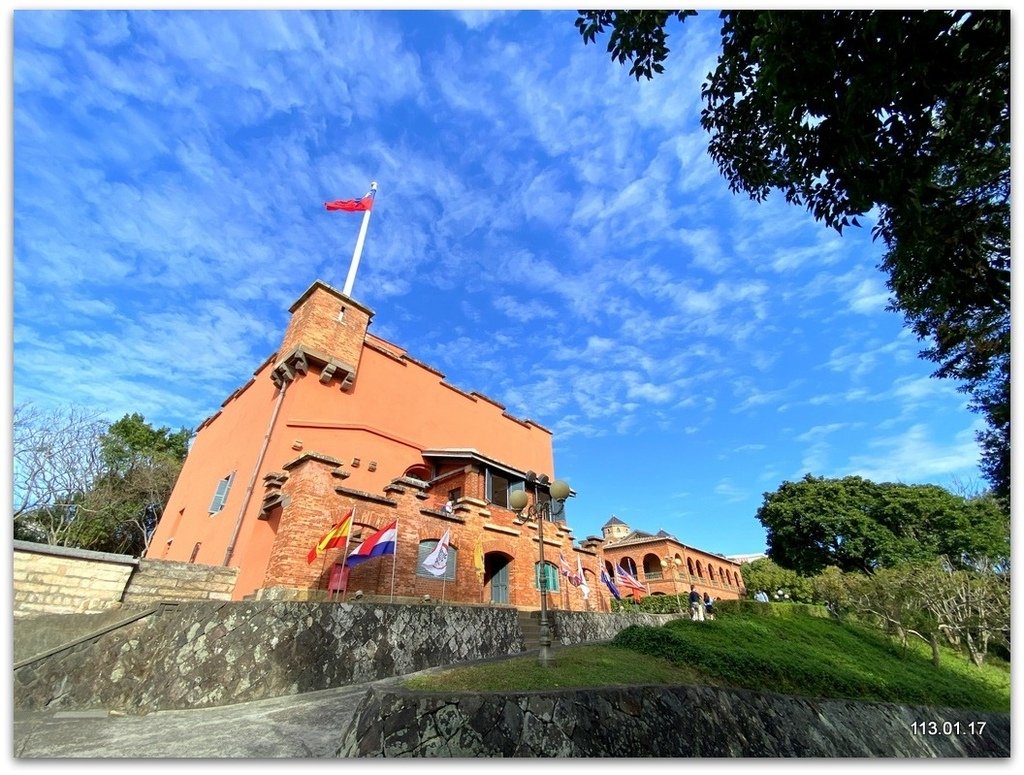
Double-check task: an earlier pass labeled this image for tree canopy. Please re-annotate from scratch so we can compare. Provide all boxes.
[755,475,1009,575]
[13,405,192,556]
[575,10,1010,503]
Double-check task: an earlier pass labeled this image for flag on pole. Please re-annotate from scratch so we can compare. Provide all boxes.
[421,528,451,577]
[346,520,397,567]
[306,509,354,564]
[558,550,573,580]
[325,189,375,211]
[615,564,647,592]
[473,538,485,581]
[560,550,582,586]
[577,555,591,600]
[600,565,621,601]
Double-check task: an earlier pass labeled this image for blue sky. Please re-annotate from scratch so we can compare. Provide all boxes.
[10,8,993,558]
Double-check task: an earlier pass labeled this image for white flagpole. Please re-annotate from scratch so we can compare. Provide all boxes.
[389,516,398,604]
[340,507,355,603]
[342,181,377,297]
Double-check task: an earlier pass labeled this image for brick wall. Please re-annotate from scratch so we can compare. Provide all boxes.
[262,452,357,590]
[276,281,372,372]
[256,456,606,611]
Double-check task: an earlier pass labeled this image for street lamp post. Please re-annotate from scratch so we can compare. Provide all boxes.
[661,554,683,614]
[510,475,571,667]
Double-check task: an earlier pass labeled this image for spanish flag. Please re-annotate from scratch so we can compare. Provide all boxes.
[307,509,354,564]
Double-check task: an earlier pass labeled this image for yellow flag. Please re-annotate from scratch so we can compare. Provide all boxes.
[473,538,484,580]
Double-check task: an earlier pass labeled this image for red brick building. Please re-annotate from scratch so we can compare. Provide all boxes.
[148,279,743,610]
[582,517,746,607]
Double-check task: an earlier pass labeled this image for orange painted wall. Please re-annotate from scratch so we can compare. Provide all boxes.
[281,338,554,492]
[148,283,556,601]
[149,357,284,572]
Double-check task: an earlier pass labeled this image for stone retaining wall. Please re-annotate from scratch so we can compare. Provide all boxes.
[12,541,138,618]
[122,559,237,606]
[12,542,240,620]
[549,609,673,643]
[338,683,1011,758]
[12,601,673,714]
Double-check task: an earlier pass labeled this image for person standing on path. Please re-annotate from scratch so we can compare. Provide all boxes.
[688,585,705,621]
[704,591,715,620]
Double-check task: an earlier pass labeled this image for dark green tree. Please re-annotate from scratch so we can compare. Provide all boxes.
[576,10,1010,502]
[756,475,1009,575]
[87,413,192,555]
[739,557,813,603]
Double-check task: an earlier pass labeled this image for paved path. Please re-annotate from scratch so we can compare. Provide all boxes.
[13,680,383,758]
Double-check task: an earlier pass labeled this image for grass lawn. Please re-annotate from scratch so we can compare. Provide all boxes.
[403,612,1010,713]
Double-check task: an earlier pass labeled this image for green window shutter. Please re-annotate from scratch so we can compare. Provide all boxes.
[535,562,559,591]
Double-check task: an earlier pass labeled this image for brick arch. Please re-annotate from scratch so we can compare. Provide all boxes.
[641,553,662,577]
[481,536,517,557]
[403,463,431,481]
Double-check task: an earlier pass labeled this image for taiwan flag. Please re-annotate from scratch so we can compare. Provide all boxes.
[346,520,397,567]
[324,190,375,211]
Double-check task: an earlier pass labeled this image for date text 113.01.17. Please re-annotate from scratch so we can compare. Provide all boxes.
[911,721,987,735]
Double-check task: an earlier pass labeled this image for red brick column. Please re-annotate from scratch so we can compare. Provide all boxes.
[262,454,351,591]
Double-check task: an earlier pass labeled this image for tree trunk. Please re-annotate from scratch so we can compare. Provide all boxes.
[928,633,941,667]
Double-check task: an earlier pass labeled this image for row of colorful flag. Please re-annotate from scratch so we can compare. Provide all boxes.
[307,513,485,581]
[309,509,649,601]
[305,508,396,567]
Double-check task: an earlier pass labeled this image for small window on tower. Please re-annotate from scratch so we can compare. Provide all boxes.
[208,472,235,514]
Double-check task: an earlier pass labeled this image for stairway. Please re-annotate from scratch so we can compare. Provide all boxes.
[517,609,558,652]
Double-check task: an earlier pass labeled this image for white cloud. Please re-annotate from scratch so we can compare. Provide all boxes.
[848,277,892,314]
[846,423,983,483]
[11,9,986,559]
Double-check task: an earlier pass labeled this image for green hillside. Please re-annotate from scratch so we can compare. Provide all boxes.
[404,611,1010,713]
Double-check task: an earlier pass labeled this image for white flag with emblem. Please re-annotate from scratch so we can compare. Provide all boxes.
[578,555,591,600]
[422,528,451,577]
